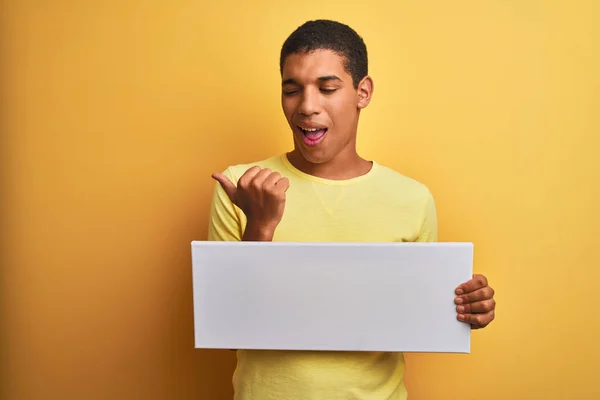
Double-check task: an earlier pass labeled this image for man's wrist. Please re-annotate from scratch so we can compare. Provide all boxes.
[242,220,276,241]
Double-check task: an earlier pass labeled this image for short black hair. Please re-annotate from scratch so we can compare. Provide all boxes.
[279,20,368,89]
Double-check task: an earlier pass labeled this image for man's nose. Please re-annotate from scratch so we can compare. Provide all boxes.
[298,89,321,116]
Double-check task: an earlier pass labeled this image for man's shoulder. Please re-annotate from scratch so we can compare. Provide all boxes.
[374,161,430,189]
[373,161,434,199]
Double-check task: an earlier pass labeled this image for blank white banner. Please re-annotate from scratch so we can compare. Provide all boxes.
[191,241,473,353]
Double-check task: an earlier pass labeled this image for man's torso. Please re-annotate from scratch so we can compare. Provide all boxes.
[208,154,437,400]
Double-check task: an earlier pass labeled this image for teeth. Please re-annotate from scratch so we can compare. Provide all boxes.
[301,127,319,132]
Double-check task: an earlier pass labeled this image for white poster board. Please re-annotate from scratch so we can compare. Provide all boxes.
[191,241,472,353]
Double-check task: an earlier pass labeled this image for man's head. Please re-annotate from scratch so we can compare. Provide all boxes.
[279,20,374,165]
[280,20,368,89]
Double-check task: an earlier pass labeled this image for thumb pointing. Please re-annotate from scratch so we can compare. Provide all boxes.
[211,173,237,203]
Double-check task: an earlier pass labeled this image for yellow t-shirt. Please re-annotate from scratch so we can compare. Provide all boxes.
[207,154,438,400]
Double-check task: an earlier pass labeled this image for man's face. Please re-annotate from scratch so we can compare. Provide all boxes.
[281,49,370,164]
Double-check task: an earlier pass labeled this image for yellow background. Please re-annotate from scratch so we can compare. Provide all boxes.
[2,1,599,399]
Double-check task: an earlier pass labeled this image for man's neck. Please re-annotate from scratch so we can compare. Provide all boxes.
[286,149,373,181]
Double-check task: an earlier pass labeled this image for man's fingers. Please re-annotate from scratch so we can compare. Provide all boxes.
[456,299,496,314]
[454,274,496,329]
[250,168,273,190]
[455,286,494,305]
[238,166,262,188]
[211,173,237,202]
[455,274,488,295]
[263,171,282,188]
[457,310,495,328]
[276,177,290,191]
[264,173,290,193]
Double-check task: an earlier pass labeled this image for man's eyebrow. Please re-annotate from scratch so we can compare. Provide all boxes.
[318,75,342,82]
[282,78,298,86]
[281,75,343,85]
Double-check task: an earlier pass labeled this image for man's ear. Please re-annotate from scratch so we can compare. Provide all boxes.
[357,75,374,109]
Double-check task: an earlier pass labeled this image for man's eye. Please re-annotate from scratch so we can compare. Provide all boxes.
[320,88,337,94]
[283,90,298,96]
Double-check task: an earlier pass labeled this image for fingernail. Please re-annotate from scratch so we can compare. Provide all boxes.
[456,288,464,295]
[455,297,463,304]
[457,306,465,313]
[457,314,465,321]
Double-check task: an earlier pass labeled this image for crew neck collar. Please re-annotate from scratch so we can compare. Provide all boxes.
[280,153,378,186]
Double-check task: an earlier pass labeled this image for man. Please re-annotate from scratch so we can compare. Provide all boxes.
[208,19,496,400]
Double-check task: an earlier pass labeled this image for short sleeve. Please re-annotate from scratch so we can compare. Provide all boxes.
[416,188,438,242]
[207,168,244,241]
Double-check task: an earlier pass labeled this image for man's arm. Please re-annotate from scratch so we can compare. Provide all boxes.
[414,187,496,329]
[207,166,290,351]
[416,188,438,243]
[411,186,499,330]
[208,168,243,242]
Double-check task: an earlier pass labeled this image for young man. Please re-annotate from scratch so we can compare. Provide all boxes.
[208,19,496,400]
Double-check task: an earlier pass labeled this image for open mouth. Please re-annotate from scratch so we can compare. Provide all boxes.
[298,126,328,147]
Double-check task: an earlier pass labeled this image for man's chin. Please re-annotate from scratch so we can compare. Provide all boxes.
[300,151,331,165]
[290,146,330,165]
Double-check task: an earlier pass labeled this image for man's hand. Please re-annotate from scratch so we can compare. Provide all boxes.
[454,274,496,329]
[212,166,290,241]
